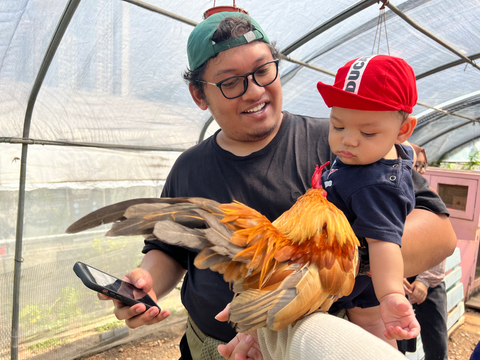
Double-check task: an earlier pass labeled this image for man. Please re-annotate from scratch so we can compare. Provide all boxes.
[100,12,456,360]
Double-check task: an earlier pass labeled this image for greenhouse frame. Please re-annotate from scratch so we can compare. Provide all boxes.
[1,0,480,359]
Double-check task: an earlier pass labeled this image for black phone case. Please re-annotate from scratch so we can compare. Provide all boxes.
[73,261,160,310]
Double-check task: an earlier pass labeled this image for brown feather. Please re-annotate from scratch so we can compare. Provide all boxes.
[66,198,169,233]
[194,248,230,269]
[66,186,360,333]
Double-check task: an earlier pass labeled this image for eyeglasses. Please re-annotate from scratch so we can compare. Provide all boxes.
[198,59,279,99]
[414,162,428,172]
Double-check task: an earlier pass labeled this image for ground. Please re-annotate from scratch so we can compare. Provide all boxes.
[76,317,185,360]
[449,308,480,360]
[78,308,480,360]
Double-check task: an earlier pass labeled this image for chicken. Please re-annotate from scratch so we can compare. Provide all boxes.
[66,164,359,332]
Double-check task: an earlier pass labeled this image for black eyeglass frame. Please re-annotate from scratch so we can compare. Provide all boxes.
[197,59,280,99]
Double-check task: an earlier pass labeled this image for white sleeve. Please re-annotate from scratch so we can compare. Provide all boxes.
[258,313,407,360]
[415,259,446,288]
[257,322,294,360]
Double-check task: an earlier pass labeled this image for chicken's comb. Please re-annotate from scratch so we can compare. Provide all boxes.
[311,161,330,189]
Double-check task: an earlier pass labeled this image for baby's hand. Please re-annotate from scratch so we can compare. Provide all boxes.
[380,293,420,341]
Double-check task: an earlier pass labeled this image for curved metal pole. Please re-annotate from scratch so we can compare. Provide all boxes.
[416,101,480,125]
[419,120,473,148]
[279,0,377,83]
[121,0,198,26]
[281,55,335,77]
[11,1,81,359]
[439,134,480,162]
[0,137,186,152]
[413,98,480,160]
[198,116,215,143]
[416,52,480,80]
[416,119,478,163]
[386,1,480,72]
[122,0,340,140]
[280,0,378,55]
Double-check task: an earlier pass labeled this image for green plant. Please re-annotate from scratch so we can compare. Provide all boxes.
[94,320,125,332]
[463,148,480,170]
[175,277,184,291]
[92,237,126,253]
[19,285,83,336]
[439,162,454,169]
[55,286,83,323]
[20,304,43,325]
[27,337,66,352]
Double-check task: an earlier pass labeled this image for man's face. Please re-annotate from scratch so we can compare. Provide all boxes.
[198,41,283,144]
[328,107,404,165]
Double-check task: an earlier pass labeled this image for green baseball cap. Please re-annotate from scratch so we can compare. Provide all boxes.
[187,12,270,71]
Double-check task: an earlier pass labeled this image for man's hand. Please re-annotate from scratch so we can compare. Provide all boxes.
[97,267,171,328]
[216,304,263,360]
[380,293,421,341]
[409,280,428,305]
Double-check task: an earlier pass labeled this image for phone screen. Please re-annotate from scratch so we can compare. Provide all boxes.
[85,264,157,307]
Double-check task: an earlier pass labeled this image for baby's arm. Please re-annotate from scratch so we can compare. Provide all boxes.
[367,238,420,340]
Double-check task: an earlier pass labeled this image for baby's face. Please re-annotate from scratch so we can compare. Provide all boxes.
[328,107,404,165]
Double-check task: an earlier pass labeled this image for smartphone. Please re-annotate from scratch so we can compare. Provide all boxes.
[73,261,160,310]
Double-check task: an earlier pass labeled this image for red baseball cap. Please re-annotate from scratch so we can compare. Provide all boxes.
[317,55,417,113]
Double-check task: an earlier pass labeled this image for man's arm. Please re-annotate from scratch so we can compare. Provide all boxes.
[402,209,456,278]
[100,250,186,328]
[139,249,186,299]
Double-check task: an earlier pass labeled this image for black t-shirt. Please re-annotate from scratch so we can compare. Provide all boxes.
[142,111,448,342]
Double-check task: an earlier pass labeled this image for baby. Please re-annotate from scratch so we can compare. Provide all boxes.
[318,54,420,347]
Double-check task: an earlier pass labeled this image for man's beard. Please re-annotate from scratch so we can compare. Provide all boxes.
[240,123,278,142]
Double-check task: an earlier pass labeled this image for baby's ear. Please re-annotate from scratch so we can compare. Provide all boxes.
[396,116,417,144]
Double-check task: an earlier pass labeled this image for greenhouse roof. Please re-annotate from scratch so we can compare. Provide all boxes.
[1,0,480,187]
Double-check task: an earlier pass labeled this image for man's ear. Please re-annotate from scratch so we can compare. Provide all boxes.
[189,83,208,110]
[396,116,417,144]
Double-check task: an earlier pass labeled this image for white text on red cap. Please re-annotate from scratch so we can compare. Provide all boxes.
[343,55,377,94]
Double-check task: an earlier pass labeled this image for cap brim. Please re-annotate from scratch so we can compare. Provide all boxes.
[317,81,402,112]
